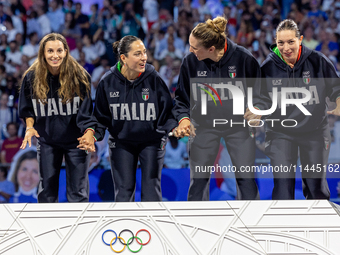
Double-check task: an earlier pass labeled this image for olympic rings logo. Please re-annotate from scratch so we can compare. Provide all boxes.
[102,229,151,253]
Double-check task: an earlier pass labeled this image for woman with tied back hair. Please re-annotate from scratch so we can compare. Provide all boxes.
[249,19,340,200]
[18,33,97,203]
[173,16,270,201]
[93,35,176,202]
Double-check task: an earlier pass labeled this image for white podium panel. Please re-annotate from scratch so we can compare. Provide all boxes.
[0,200,340,255]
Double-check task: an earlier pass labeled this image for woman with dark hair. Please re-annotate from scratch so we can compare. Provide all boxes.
[19,33,96,203]
[58,12,81,50]
[93,35,176,202]
[173,16,269,201]
[254,19,340,199]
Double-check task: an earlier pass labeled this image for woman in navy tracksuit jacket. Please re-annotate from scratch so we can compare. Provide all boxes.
[260,19,340,199]
[19,33,96,203]
[94,35,176,202]
[173,16,271,201]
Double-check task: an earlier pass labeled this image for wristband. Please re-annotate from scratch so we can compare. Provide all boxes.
[93,136,97,142]
[85,128,95,135]
[25,127,34,133]
[178,117,190,125]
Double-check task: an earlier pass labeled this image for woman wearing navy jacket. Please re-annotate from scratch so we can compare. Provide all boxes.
[255,19,340,199]
[19,33,96,203]
[173,16,270,201]
[94,35,176,202]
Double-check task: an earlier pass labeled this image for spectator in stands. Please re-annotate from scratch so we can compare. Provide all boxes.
[59,11,81,51]
[5,4,24,35]
[0,54,15,79]
[287,2,304,24]
[159,54,174,86]
[316,29,339,60]
[4,76,19,105]
[308,0,328,21]
[36,5,52,37]
[160,36,183,60]
[93,31,107,58]
[79,51,95,75]
[168,58,181,98]
[0,65,6,90]
[47,0,65,32]
[0,166,15,203]
[0,33,8,52]
[0,3,8,23]
[10,150,39,203]
[104,4,119,43]
[70,38,83,61]
[4,16,18,43]
[26,11,42,40]
[6,40,22,71]
[89,3,101,36]
[146,49,160,72]
[302,26,319,50]
[0,93,17,140]
[82,34,100,66]
[1,122,23,163]
[117,2,142,38]
[10,0,26,20]
[74,2,90,36]
[91,56,110,100]
[64,0,75,14]
[236,20,255,48]
[143,0,159,30]
[22,32,39,66]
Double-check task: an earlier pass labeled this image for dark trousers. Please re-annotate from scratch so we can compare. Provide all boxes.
[265,127,330,200]
[37,141,90,203]
[108,137,165,202]
[188,127,259,201]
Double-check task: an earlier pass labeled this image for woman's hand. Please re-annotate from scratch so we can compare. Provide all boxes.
[244,107,262,126]
[77,131,96,152]
[174,119,196,138]
[20,128,40,149]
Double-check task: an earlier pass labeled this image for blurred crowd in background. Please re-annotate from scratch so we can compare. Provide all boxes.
[1,0,340,203]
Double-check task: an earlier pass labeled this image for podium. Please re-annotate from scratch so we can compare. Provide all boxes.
[1,200,340,254]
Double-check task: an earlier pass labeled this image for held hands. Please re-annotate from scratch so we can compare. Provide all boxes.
[77,130,96,152]
[244,107,262,126]
[174,119,196,138]
[327,106,340,116]
[20,128,40,149]
[328,98,340,116]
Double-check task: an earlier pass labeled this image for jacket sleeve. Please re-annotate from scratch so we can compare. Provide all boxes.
[76,75,97,135]
[93,79,111,141]
[246,56,272,112]
[172,57,191,121]
[322,55,340,102]
[155,75,177,134]
[18,73,36,121]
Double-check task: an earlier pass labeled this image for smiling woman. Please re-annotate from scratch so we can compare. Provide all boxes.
[260,19,340,200]
[93,35,177,202]
[18,33,97,203]
[10,150,39,203]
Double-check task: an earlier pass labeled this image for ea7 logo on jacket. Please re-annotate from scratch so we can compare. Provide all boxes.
[110,91,119,97]
[272,79,282,86]
[110,103,156,121]
[197,71,207,77]
[228,66,236,78]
